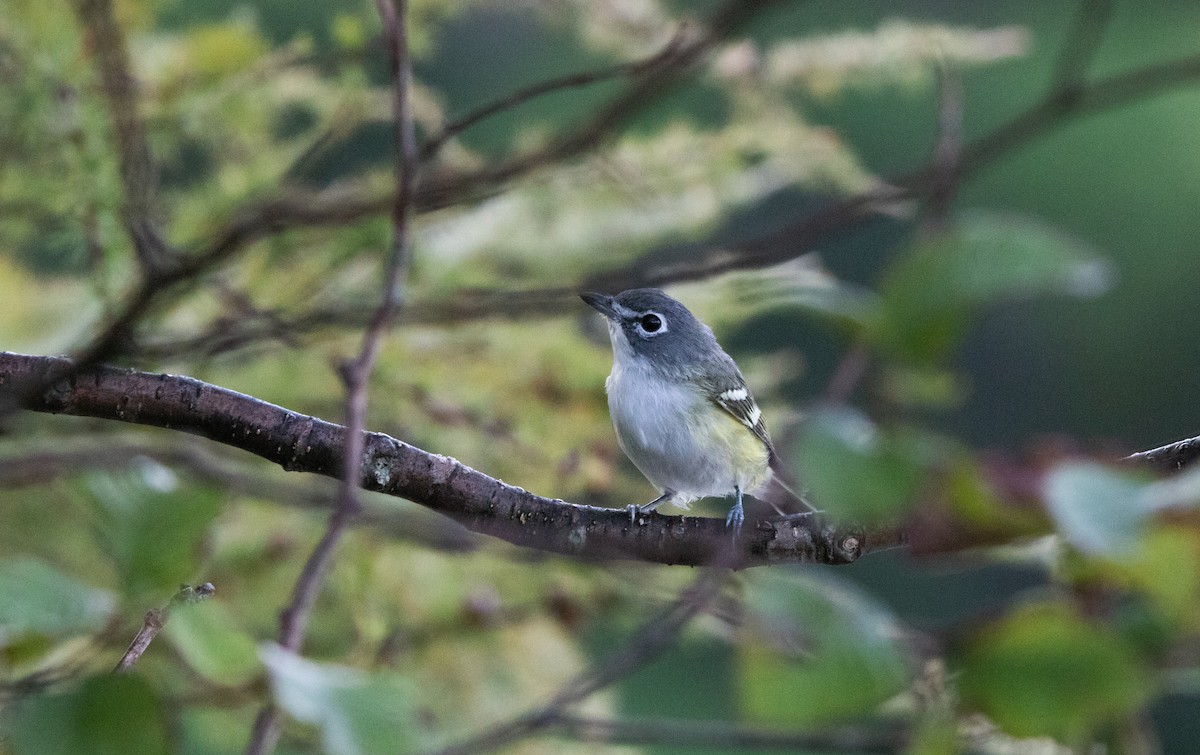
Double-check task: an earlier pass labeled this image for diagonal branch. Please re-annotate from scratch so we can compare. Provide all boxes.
[189,0,783,273]
[135,43,1200,360]
[0,351,877,567]
[419,24,692,162]
[72,0,172,276]
[114,583,215,673]
[1125,435,1200,473]
[270,0,419,663]
[1050,0,1115,95]
[959,51,1200,176]
[551,714,907,753]
[42,0,781,379]
[434,569,731,755]
[246,1,421,753]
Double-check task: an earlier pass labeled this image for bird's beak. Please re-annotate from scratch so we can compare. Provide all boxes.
[580,292,618,320]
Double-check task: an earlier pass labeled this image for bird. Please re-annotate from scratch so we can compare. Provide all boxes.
[581,288,809,532]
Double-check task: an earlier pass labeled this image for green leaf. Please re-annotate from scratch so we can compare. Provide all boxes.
[959,601,1150,741]
[738,569,910,725]
[261,644,423,755]
[1044,462,1148,555]
[1125,527,1200,627]
[83,460,223,598]
[164,599,260,687]
[0,558,116,643]
[875,211,1111,362]
[5,674,170,755]
[795,407,926,525]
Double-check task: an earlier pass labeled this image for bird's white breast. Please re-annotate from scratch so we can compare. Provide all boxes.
[605,353,763,503]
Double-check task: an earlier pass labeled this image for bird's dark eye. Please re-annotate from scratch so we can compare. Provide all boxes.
[640,314,662,333]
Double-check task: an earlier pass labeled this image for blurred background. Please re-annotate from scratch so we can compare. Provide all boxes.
[2,0,1200,752]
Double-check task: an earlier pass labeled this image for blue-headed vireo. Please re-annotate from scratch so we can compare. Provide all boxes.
[582,288,809,531]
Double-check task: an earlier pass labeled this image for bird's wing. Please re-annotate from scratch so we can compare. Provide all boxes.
[709,380,772,450]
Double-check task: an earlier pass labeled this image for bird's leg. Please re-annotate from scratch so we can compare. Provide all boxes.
[627,491,673,523]
[726,486,745,535]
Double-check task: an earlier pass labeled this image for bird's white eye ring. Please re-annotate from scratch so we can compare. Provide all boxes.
[639,313,664,334]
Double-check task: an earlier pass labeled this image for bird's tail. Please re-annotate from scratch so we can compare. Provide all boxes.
[755,455,815,516]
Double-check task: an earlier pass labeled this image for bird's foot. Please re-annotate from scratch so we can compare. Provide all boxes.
[725,498,744,538]
[627,492,673,524]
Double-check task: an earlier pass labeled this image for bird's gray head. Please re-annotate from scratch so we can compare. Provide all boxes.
[580,288,721,375]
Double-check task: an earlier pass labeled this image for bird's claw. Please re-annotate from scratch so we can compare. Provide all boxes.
[725,499,744,538]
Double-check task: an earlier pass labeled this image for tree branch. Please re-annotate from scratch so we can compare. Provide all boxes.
[434,569,730,755]
[0,351,877,567]
[113,583,215,673]
[551,714,907,753]
[419,24,692,162]
[959,50,1200,176]
[1125,435,1200,473]
[72,0,172,275]
[1050,0,1115,95]
[187,0,782,276]
[247,1,421,752]
[135,42,1200,360]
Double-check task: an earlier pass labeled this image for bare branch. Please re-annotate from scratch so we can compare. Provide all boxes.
[270,0,419,661]
[926,61,965,225]
[960,51,1200,176]
[1051,0,1115,95]
[247,2,421,752]
[71,0,172,275]
[1125,435,1200,473]
[552,714,908,753]
[134,184,899,360]
[138,43,1200,361]
[113,583,215,673]
[434,569,730,755]
[189,0,782,274]
[0,352,879,567]
[420,24,691,162]
[824,340,872,405]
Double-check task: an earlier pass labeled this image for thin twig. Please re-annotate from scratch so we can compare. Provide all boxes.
[113,583,215,673]
[824,340,872,405]
[1050,0,1115,95]
[960,51,1200,176]
[419,24,691,162]
[188,0,780,277]
[245,2,419,752]
[134,44,1200,361]
[432,569,731,755]
[272,0,419,659]
[71,0,172,276]
[1126,435,1200,472]
[553,714,908,752]
[926,60,965,226]
[6,0,763,418]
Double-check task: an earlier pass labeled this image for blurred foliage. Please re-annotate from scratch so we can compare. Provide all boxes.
[261,644,424,755]
[2,0,1200,753]
[5,674,170,755]
[959,601,1151,743]
[738,569,910,725]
